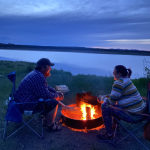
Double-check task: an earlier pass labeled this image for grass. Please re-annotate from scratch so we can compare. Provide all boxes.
[0,60,150,150]
[0,60,149,119]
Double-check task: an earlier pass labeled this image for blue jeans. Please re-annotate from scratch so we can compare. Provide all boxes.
[101,103,143,134]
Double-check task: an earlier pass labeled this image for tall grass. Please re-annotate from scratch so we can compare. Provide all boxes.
[0,60,149,116]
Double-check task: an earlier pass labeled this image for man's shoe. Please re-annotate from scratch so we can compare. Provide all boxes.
[46,121,62,132]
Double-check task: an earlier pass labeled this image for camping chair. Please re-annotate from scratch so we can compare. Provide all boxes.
[110,81,150,150]
[3,72,44,140]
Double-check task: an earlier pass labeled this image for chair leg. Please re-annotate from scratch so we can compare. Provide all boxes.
[41,118,44,138]
[3,115,44,139]
[23,116,44,139]
[117,121,150,150]
[3,118,33,140]
[117,123,144,143]
[3,121,8,140]
[4,121,27,140]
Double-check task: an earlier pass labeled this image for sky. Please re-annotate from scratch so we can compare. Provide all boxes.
[0,0,150,78]
[0,0,150,50]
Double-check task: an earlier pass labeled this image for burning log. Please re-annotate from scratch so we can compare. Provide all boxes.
[86,107,91,120]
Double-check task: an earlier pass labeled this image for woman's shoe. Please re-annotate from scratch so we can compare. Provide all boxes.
[97,132,114,141]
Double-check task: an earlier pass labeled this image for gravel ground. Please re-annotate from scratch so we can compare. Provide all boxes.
[0,108,150,150]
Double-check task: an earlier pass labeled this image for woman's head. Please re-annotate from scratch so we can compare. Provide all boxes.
[113,65,132,80]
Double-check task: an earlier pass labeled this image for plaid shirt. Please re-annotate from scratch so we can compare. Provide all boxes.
[14,70,59,102]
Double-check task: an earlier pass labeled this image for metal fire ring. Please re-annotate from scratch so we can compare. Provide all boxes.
[61,105,103,129]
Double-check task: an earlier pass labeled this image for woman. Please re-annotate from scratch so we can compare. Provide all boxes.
[97,65,146,140]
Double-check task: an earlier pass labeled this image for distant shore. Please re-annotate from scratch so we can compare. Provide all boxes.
[0,43,150,56]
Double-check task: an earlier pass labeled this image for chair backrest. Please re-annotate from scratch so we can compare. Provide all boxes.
[7,71,16,100]
[147,82,150,114]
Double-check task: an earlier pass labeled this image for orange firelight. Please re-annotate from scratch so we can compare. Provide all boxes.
[61,92,103,132]
[61,102,103,132]
[80,102,96,120]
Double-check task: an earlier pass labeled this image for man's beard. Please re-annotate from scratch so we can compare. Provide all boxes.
[44,71,51,77]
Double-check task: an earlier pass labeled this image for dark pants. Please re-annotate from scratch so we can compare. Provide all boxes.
[101,103,143,134]
[17,99,58,115]
[34,99,58,115]
[6,99,58,123]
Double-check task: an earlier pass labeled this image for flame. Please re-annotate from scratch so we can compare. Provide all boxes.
[80,102,96,120]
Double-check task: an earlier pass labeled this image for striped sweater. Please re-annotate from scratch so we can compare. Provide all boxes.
[108,78,146,113]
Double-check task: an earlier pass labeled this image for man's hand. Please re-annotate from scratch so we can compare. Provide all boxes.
[55,92,64,101]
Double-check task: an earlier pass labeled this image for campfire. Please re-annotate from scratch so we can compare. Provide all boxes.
[61,92,103,131]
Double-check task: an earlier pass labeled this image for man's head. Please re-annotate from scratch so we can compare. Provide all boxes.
[35,58,54,77]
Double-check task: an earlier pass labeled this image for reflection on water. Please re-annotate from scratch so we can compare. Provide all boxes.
[0,49,149,78]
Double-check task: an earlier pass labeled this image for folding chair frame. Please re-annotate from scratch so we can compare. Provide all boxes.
[3,112,44,140]
[112,118,150,150]
[3,71,45,140]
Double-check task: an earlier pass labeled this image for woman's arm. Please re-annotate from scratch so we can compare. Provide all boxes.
[108,80,123,104]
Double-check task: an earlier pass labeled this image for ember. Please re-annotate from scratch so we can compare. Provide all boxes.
[61,92,103,130]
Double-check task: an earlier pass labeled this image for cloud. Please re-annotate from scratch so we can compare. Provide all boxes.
[0,0,150,18]
[0,0,150,50]
[106,39,150,45]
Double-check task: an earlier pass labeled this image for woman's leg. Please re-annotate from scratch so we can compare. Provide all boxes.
[101,102,136,135]
[101,102,113,135]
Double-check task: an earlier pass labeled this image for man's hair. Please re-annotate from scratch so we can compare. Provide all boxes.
[35,58,54,70]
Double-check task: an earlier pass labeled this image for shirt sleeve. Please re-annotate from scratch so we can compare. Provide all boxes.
[48,86,60,98]
[48,86,57,93]
[34,76,57,99]
[108,80,123,104]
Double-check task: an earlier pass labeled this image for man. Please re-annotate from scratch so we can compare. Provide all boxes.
[14,58,65,130]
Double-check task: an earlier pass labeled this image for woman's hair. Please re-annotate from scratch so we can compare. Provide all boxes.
[115,65,132,78]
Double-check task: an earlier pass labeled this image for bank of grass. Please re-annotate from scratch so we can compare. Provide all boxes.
[0,60,149,117]
[0,60,150,150]
[0,60,149,102]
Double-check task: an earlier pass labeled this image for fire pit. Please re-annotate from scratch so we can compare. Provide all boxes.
[61,92,103,130]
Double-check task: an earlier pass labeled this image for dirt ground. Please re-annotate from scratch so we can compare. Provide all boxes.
[0,108,150,150]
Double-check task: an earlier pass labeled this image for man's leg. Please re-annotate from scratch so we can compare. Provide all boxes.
[46,104,58,126]
[44,99,59,127]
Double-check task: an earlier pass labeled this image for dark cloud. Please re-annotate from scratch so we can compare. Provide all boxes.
[0,0,150,50]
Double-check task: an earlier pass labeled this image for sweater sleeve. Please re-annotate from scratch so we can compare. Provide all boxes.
[108,80,123,104]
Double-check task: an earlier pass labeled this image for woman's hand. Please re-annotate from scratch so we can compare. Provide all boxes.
[97,95,103,103]
[97,95,110,104]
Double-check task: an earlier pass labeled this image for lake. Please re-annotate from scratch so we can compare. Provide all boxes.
[0,49,149,78]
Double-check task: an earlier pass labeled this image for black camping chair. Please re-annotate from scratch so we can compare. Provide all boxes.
[110,82,150,150]
[3,72,44,140]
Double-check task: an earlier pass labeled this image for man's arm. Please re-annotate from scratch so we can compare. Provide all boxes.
[48,86,57,93]
[48,86,64,101]
[34,77,58,99]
